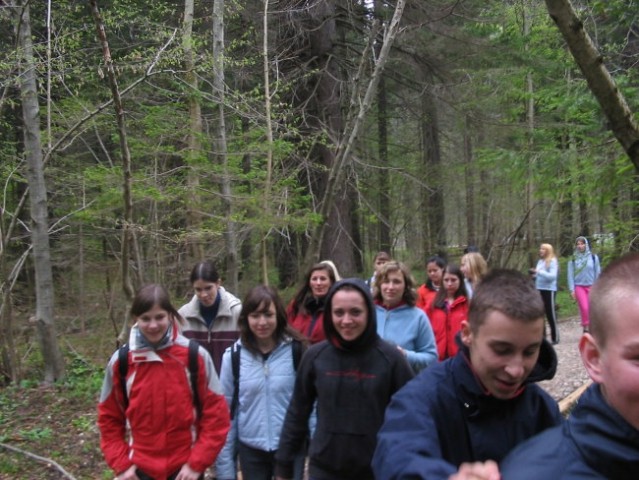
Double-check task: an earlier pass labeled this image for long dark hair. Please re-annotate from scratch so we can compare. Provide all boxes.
[130,284,183,324]
[239,285,306,355]
[433,264,467,310]
[291,262,338,315]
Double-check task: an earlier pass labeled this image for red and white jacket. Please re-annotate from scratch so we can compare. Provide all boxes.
[426,295,469,361]
[98,322,230,479]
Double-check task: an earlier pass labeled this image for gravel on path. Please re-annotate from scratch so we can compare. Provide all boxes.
[538,316,592,402]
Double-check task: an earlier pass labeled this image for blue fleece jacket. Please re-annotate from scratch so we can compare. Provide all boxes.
[375,304,437,372]
[535,257,558,291]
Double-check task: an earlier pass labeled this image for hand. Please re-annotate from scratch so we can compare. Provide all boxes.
[275,477,291,480]
[448,460,500,480]
[570,292,576,301]
[115,465,139,480]
[396,345,407,357]
[175,464,202,480]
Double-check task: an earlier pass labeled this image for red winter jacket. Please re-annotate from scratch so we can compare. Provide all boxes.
[416,284,438,313]
[286,299,326,344]
[427,295,469,361]
[98,323,230,479]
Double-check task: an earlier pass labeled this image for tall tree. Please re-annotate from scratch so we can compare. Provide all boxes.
[15,0,65,383]
[544,0,639,173]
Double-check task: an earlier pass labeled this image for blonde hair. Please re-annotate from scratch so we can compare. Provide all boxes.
[462,252,488,284]
[540,243,556,268]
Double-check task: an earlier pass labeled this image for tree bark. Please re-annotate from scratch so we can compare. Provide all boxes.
[89,0,137,342]
[16,0,65,383]
[183,0,204,262]
[544,0,639,173]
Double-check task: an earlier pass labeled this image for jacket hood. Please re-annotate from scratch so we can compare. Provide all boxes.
[574,236,591,255]
[323,277,378,351]
[526,338,557,383]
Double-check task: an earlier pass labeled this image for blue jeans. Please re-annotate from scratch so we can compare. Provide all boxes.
[238,441,305,480]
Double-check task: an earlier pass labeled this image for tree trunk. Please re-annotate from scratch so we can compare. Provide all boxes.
[89,0,137,343]
[16,0,65,383]
[212,0,239,292]
[183,0,204,262]
[544,0,639,173]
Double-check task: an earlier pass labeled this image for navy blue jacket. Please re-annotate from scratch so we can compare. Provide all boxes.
[372,340,561,479]
[275,278,414,479]
[500,383,639,479]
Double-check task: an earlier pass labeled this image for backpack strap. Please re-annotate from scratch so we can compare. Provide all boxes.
[188,339,201,418]
[230,343,241,420]
[118,344,130,410]
[117,341,201,416]
[291,339,303,371]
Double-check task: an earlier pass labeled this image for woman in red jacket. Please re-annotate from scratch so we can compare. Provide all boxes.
[416,255,446,313]
[286,261,340,344]
[98,284,230,480]
[426,264,469,361]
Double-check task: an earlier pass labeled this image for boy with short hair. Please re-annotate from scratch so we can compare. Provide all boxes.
[372,269,562,479]
[500,252,639,479]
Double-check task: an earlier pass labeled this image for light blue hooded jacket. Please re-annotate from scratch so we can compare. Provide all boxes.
[375,304,437,372]
[215,337,299,479]
[567,236,601,292]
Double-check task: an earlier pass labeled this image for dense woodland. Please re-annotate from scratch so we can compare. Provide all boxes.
[0,0,638,384]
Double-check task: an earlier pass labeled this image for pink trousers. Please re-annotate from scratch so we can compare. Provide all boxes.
[574,285,591,328]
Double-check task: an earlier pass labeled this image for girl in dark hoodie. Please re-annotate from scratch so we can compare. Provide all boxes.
[275,278,414,480]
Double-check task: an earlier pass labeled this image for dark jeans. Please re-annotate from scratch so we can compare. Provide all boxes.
[136,468,204,480]
[539,289,559,343]
[238,441,305,480]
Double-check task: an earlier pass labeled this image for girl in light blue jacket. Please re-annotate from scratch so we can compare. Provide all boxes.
[567,236,601,332]
[531,243,559,344]
[216,286,307,480]
[373,261,438,372]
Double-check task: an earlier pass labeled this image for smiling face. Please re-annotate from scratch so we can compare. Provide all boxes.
[462,310,544,399]
[331,289,368,342]
[136,304,171,345]
[576,239,587,252]
[381,270,406,308]
[248,301,277,347]
[582,294,639,430]
[427,261,444,287]
[193,279,220,307]
[309,268,332,298]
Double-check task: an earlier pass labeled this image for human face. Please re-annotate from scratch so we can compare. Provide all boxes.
[538,246,547,258]
[331,289,368,342]
[380,270,405,308]
[193,279,219,307]
[309,269,332,298]
[248,301,277,346]
[583,295,639,430]
[136,304,171,345]
[442,272,460,298]
[374,258,389,274]
[461,310,544,400]
[576,239,586,252]
[427,262,444,287]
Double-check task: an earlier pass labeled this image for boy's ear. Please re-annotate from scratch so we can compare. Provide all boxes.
[579,333,603,384]
[461,320,473,347]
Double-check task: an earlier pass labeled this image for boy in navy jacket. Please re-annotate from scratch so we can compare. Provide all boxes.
[500,252,639,479]
[372,269,562,480]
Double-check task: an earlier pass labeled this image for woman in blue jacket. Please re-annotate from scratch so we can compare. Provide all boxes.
[373,261,437,372]
[567,236,600,332]
[530,243,559,344]
[216,285,307,480]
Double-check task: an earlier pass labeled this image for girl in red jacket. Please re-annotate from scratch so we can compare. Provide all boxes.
[416,255,446,313]
[427,265,469,361]
[98,284,230,480]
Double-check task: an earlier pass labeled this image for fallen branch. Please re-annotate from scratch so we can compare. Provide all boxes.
[0,441,77,479]
[559,379,592,416]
